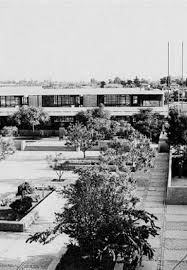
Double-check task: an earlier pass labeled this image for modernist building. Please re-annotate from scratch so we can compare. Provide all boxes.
[0,86,167,128]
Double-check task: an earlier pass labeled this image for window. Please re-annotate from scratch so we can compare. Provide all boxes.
[143,100,160,107]
[104,95,130,106]
[22,97,28,105]
[0,96,21,107]
[42,95,80,107]
[132,96,138,105]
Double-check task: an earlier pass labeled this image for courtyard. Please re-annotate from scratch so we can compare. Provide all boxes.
[0,148,186,270]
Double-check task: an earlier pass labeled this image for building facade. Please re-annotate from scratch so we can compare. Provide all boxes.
[0,86,167,128]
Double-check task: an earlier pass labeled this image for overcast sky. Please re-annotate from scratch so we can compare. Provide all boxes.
[0,0,187,81]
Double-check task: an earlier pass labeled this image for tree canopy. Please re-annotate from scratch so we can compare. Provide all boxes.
[11,105,50,132]
[132,109,164,143]
[27,165,159,269]
[166,107,187,146]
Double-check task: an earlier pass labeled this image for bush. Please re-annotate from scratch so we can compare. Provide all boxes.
[16,182,34,197]
[0,137,16,160]
[1,126,18,137]
[10,196,33,214]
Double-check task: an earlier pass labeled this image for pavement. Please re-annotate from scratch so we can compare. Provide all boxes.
[0,150,187,270]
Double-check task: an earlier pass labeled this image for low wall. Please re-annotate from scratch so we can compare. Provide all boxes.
[19,129,59,137]
[14,140,26,151]
[166,151,187,204]
[0,191,53,232]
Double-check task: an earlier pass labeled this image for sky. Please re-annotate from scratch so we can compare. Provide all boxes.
[0,0,187,82]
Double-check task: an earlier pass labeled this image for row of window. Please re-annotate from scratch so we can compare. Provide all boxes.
[42,95,81,107]
[0,96,28,107]
[0,95,162,107]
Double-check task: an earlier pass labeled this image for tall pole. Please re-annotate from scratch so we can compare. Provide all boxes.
[182,41,184,110]
[168,42,170,112]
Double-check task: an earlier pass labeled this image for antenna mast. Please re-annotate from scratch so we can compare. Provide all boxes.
[182,41,184,110]
[168,42,170,111]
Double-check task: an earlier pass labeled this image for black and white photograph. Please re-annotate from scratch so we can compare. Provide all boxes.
[0,0,186,269]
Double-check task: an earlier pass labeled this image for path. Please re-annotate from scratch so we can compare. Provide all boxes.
[116,153,187,270]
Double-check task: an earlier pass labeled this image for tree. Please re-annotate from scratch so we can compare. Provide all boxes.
[133,76,141,87]
[113,77,121,84]
[27,165,159,270]
[132,109,164,143]
[76,104,110,126]
[11,105,50,133]
[88,118,120,140]
[100,136,155,173]
[66,123,100,158]
[100,81,106,88]
[46,153,67,182]
[166,107,187,146]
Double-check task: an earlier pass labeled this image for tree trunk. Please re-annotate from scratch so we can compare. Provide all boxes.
[32,123,35,134]
[83,151,86,159]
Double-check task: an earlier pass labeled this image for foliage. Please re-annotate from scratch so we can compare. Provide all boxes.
[166,107,187,146]
[100,137,155,173]
[76,104,110,126]
[0,137,16,160]
[66,123,101,158]
[11,105,50,132]
[46,153,66,181]
[132,109,164,142]
[117,121,137,140]
[16,182,34,197]
[133,76,141,87]
[10,196,33,215]
[1,126,18,137]
[88,118,120,140]
[27,165,159,269]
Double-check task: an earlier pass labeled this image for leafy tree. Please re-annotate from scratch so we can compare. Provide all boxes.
[120,80,126,87]
[11,105,50,133]
[27,165,159,270]
[66,123,100,158]
[88,118,120,140]
[113,77,121,84]
[132,109,164,143]
[133,76,141,87]
[100,81,106,88]
[127,80,133,85]
[46,153,67,181]
[101,137,155,173]
[76,104,110,126]
[166,107,187,146]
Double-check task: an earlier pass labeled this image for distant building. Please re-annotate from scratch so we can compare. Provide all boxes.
[0,86,167,128]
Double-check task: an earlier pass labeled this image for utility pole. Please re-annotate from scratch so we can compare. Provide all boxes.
[181,41,184,110]
[168,42,170,112]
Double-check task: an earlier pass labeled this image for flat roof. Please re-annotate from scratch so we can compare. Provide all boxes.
[0,86,163,96]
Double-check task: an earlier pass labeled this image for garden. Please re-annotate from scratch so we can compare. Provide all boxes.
[0,104,166,269]
[25,106,160,270]
[0,182,54,231]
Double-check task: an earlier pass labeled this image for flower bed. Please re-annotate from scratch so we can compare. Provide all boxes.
[0,186,54,232]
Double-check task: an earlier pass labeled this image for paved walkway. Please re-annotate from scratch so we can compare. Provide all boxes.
[116,153,187,270]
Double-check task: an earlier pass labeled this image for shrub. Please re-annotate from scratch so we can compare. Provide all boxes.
[10,196,33,214]
[1,126,18,137]
[0,137,16,160]
[16,182,34,197]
